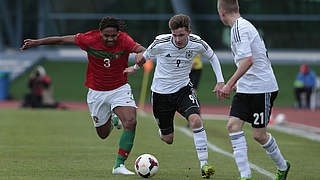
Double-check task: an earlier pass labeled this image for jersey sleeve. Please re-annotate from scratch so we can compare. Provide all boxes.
[200,41,224,83]
[143,39,160,60]
[123,33,141,53]
[199,40,214,60]
[74,33,89,51]
[234,25,253,60]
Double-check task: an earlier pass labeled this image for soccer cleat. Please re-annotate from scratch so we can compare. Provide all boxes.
[238,177,254,180]
[275,161,291,180]
[111,114,122,129]
[201,164,215,178]
[112,164,135,175]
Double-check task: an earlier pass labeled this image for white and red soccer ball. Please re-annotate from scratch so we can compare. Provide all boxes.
[134,154,159,178]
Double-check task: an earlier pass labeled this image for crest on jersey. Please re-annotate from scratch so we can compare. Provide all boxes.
[185,50,193,59]
[114,52,121,59]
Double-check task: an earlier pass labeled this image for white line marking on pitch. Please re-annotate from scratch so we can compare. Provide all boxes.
[176,126,274,179]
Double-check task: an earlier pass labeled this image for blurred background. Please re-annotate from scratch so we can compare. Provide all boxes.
[0,0,320,108]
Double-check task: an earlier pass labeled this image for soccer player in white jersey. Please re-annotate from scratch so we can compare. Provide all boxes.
[217,0,290,180]
[125,14,224,178]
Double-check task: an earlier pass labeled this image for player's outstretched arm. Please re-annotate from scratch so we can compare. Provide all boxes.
[20,35,75,51]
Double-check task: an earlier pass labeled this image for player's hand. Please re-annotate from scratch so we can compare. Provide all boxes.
[123,66,137,75]
[20,39,39,51]
[212,82,225,101]
[232,84,237,91]
[219,84,232,99]
[135,53,146,67]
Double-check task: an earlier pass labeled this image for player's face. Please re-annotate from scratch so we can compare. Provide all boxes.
[100,27,119,47]
[171,27,191,48]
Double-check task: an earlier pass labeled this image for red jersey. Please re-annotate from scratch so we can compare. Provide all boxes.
[74,30,140,91]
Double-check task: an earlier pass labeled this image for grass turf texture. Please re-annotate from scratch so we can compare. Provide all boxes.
[0,108,319,179]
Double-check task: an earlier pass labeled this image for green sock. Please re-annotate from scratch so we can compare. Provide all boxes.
[112,115,119,127]
[114,130,135,168]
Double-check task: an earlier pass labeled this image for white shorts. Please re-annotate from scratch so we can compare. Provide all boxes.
[87,84,137,127]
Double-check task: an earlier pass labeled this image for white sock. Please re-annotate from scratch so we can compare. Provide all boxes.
[262,134,287,171]
[193,126,208,167]
[230,131,251,178]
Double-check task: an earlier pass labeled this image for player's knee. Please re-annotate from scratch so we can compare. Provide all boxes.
[227,119,242,133]
[227,122,236,133]
[122,117,137,130]
[97,130,109,139]
[98,133,108,139]
[96,125,110,139]
[188,114,202,128]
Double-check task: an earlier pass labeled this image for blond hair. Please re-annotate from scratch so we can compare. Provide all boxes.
[218,0,239,14]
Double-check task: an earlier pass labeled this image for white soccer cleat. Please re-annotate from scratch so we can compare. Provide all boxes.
[112,164,135,175]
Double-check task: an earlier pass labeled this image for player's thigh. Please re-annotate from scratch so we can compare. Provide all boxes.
[151,91,176,135]
[229,93,251,124]
[190,70,202,89]
[227,117,245,133]
[109,84,137,110]
[87,88,112,128]
[109,84,137,128]
[113,106,137,130]
[250,91,278,128]
[177,85,200,120]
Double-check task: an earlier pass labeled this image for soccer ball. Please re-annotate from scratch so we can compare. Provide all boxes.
[134,154,159,178]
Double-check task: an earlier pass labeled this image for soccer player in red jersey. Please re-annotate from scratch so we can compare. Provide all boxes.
[21,17,146,175]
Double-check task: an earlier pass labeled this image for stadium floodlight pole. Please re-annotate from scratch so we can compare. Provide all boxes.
[138,59,153,112]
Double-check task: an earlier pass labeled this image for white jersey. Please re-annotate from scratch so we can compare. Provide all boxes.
[231,17,278,93]
[143,34,224,94]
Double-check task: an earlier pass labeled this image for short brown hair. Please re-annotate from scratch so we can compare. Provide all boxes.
[218,0,239,14]
[168,14,191,30]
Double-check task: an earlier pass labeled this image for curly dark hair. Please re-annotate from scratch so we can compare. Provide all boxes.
[99,17,127,31]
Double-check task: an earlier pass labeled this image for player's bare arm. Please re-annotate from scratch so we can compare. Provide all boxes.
[135,53,146,67]
[219,56,253,98]
[133,46,146,67]
[123,46,146,75]
[134,45,146,54]
[20,35,75,51]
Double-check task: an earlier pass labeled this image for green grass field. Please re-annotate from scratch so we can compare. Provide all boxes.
[9,60,320,107]
[0,109,319,179]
